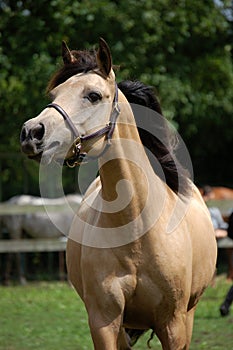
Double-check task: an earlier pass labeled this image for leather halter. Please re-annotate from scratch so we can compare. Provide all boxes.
[46,83,120,167]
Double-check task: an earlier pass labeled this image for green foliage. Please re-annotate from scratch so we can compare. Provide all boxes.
[0,0,232,199]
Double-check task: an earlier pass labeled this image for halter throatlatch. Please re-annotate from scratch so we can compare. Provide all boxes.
[46,83,120,167]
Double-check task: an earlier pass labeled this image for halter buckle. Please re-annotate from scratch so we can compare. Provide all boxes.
[73,137,82,155]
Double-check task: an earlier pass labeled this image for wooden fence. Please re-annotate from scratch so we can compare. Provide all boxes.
[0,238,67,282]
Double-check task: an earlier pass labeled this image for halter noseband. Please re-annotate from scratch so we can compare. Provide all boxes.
[46,83,120,167]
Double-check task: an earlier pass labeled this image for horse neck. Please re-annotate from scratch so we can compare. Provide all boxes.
[98,92,164,217]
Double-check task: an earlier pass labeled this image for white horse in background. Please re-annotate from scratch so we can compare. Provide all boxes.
[0,194,82,284]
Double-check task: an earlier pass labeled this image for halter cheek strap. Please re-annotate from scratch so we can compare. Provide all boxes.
[46,83,120,167]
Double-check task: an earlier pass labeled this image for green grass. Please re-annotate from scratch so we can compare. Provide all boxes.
[0,276,233,349]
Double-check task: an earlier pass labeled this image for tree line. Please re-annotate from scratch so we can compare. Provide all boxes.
[0,0,232,200]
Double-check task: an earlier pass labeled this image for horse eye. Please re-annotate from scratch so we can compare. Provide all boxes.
[87,92,102,103]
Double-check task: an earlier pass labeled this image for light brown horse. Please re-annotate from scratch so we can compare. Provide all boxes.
[20,39,217,349]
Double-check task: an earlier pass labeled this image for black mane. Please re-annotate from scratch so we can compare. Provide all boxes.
[47,50,189,195]
[118,80,190,195]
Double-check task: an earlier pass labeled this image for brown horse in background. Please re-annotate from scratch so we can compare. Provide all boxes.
[199,186,233,200]
[20,39,217,349]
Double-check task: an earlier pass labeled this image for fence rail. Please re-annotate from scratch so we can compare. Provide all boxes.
[0,238,67,253]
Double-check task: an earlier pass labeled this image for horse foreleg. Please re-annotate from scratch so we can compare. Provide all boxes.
[155,312,189,350]
[16,253,27,285]
[185,307,196,349]
[88,312,131,350]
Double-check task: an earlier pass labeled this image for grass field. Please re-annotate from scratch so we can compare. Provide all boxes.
[0,275,233,350]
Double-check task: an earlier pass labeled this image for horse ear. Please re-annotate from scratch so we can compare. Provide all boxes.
[62,41,77,64]
[97,38,112,77]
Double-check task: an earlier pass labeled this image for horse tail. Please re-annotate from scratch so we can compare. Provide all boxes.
[125,328,155,347]
[125,328,146,346]
[147,330,155,348]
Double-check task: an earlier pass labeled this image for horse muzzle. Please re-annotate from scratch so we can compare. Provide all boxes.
[20,122,45,161]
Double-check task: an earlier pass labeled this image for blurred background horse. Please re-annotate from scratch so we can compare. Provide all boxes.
[199,186,233,200]
[0,194,82,284]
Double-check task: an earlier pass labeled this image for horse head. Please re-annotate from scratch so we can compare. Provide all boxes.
[20,38,117,166]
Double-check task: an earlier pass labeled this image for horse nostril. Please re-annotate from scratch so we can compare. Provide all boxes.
[31,123,45,140]
[20,126,27,142]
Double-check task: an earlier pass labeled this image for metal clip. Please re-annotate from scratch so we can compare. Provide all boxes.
[73,138,81,155]
[66,159,78,168]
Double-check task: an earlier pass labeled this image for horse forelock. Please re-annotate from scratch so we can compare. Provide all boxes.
[46,49,98,93]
